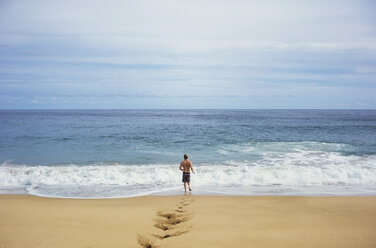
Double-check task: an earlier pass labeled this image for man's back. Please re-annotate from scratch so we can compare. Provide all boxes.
[180,160,192,173]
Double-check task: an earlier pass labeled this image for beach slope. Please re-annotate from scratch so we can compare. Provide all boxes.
[0,195,375,248]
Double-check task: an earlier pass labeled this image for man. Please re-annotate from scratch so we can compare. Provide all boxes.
[179,154,195,193]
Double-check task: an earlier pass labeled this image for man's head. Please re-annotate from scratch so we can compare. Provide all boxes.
[184,154,188,160]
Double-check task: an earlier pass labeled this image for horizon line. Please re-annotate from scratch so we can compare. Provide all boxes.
[0,108,375,111]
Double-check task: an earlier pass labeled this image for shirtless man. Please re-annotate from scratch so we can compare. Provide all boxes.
[179,154,195,193]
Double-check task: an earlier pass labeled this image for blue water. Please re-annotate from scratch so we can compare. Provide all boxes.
[0,109,376,197]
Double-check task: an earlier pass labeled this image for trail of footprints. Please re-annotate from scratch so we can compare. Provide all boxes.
[138,195,195,248]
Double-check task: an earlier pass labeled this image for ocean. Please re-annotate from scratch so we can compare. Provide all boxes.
[0,109,375,198]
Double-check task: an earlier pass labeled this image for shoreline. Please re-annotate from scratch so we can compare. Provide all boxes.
[2,184,376,199]
[1,195,376,248]
[2,192,376,199]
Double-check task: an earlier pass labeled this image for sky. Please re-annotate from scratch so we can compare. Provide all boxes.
[0,0,375,109]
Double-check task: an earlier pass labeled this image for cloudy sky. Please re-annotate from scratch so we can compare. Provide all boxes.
[0,0,375,109]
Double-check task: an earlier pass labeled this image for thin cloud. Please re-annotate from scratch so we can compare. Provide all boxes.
[0,0,375,109]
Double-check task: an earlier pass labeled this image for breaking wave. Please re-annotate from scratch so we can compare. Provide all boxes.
[1,146,375,198]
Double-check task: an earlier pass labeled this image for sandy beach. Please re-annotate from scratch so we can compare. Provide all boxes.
[0,195,375,248]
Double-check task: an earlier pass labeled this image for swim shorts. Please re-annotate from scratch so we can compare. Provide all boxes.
[182,172,190,183]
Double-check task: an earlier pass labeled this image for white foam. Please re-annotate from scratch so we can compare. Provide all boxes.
[1,148,376,198]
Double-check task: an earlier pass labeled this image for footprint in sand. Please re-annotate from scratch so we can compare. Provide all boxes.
[179,196,194,206]
[137,234,158,248]
[153,230,189,240]
[137,196,194,247]
[156,212,191,226]
[176,208,185,213]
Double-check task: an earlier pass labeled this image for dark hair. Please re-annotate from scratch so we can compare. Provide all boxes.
[184,154,188,159]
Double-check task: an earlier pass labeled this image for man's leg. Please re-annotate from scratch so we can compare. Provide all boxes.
[188,182,192,191]
[184,182,187,193]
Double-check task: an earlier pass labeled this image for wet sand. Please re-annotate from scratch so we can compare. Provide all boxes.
[0,195,375,248]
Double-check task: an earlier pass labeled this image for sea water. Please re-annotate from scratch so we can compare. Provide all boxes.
[0,109,375,198]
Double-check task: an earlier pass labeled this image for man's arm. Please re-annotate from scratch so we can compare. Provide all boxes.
[190,162,195,174]
[179,163,184,171]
